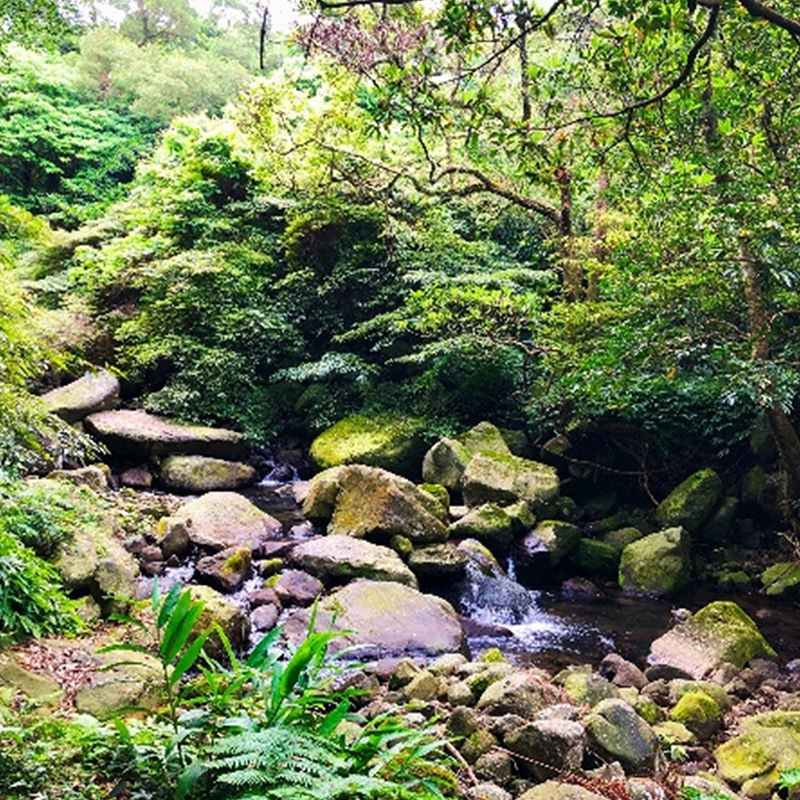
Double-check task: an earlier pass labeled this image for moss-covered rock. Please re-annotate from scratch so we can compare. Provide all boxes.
[291,534,419,587]
[649,601,776,679]
[715,712,800,797]
[656,469,723,532]
[449,503,514,556]
[310,414,428,478]
[516,520,581,575]
[419,483,450,518]
[583,698,659,774]
[303,465,449,544]
[602,526,644,550]
[670,690,722,741]
[41,369,119,424]
[158,455,257,493]
[553,667,620,707]
[476,670,561,718]
[618,527,691,597]
[462,452,560,509]
[189,584,250,659]
[407,543,469,579]
[505,719,586,780]
[572,538,620,578]
[196,546,253,593]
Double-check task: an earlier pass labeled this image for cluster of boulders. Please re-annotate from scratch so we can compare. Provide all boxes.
[42,369,258,492]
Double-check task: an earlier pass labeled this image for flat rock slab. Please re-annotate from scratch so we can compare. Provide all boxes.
[42,369,119,423]
[283,579,465,658]
[84,409,247,460]
[292,535,419,588]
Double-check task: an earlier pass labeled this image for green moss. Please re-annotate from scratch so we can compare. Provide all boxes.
[419,483,450,519]
[310,414,427,477]
[222,547,251,576]
[573,538,620,577]
[671,691,722,737]
[691,601,777,664]
[603,526,644,550]
[656,469,723,532]
[479,648,507,664]
[618,528,691,596]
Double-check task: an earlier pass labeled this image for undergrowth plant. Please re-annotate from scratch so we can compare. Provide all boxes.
[102,582,458,800]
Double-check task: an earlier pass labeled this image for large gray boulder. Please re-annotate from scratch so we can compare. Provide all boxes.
[648,601,776,679]
[84,409,247,460]
[476,670,562,718]
[158,491,281,553]
[422,422,511,491]
[41,369,119,423]
[158,455,257,493]
[291,535,419,588]
[618,527,691,596]
[462,452,559,509]
[583,698,659,774]
[310,414,428,478]
[407,543,469,579]
[302,465,448,544]
[282,579,465,658]
[656,469,723,532]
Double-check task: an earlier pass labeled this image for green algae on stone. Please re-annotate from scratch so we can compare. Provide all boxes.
[618,527,691,596]
[670,690,722,741]
[572,538,620,578]
[158,455,257,493]
[649,601,776,679]
[656,468,723,532]
[310,414,428,478]
[462,451,560,508]
[449,502,514,556]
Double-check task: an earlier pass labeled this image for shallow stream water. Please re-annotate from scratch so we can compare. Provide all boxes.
[150,478,800,670]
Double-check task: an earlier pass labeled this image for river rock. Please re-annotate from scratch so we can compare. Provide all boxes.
[196,546,252,593]
[282,579,465,658]
[161,491,281,552]
[274,569,325,606]
[422,421,511,491]
[310,414,428,478]
[618,527,691,596]
[303,465,449,544]
[598,654,647,690]
[648,601,776,679]
[47,464,111,492]
[516,520,581,575]
[158,455,257,493]
[41,368,119,423]
[54,513,139,615]
[554,668,620,707]
[189,584,250,659]
[656,469,723,532]
[0,657,62,706]
[291,534,418,587]
[669,690,722,741]
[449,503,514,556]
[407,543,469,578]
[505,718,586,780]
[76,649,163,720]
[84,409,247,460]
[715,711,800,798]
[462,452,559,509]
[518,782,608,800]
[583,698,659,774]
[476,670,562,718]
[571,538,620,578]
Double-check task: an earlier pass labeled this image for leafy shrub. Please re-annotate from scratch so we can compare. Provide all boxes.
[0,525,82,639]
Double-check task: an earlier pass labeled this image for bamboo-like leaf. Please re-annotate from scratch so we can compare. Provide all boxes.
[161,594,204,665]
[246,625,282,669]
[157,582,185,630]
[175,759,207,800]
[169,629,212,688]
[317,698,350,736]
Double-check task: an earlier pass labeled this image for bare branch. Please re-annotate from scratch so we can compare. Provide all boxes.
[738,0,800,38]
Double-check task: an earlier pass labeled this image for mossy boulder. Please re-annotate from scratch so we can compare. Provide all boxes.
[572,538,620,578]
[449,503,514,556]
[158,455,257,493]
[476,670,562,718]
[84,409,247,461]
[189,584,250,659]
[282,579,465,658]
[656,469,723,532]
[422,421,512,491]
[715,712,800,798]
[196,546,253,593]
[618,527,691,597]
[516,520,581,575]
[518,782,607,800]
[302,465,449,544]
[602,526,644,551]
[310,414,428,478]
[161,491,281,552]
[583,698,659,774]
[670,690,723,741]
[648,601,776,679]
[291,534,419,587]
[41,369,119,424]
[504,719,586,780]
[462,451,560,509]
[554,668,620,707]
